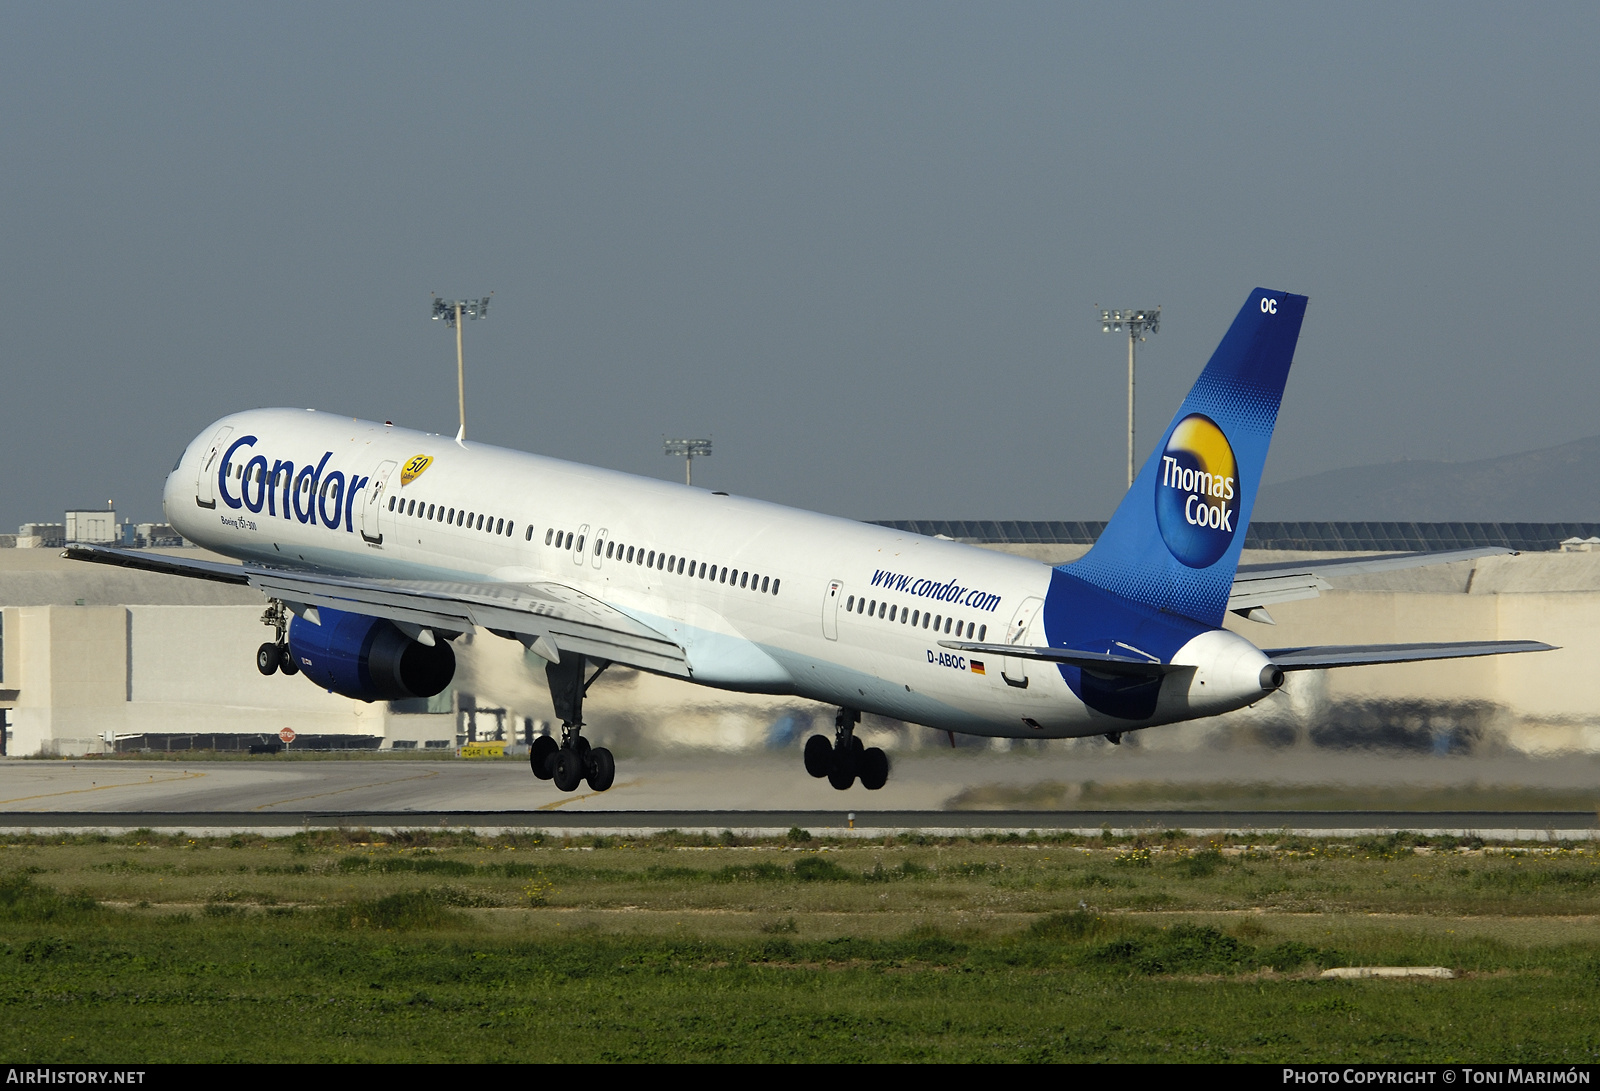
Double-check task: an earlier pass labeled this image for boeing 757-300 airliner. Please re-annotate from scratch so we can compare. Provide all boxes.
[69,288,1553,793]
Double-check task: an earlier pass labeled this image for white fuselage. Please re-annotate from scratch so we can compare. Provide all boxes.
[165,409,1273,739]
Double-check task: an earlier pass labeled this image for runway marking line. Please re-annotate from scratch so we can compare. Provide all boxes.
[536,780,643,811]
[251,769,442,811]
[0,770,206,807]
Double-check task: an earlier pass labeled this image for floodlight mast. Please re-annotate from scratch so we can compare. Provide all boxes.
[431,293,493,444]
[1097,305,1161,488]
[663,437,712,485]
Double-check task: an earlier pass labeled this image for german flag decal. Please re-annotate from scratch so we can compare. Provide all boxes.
[400,454,433,486]
[970,660,986,676]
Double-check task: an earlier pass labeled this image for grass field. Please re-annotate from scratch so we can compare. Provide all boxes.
[2,827,1598,1063]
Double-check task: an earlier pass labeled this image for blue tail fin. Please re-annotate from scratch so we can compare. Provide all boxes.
[1066,287,1308,626]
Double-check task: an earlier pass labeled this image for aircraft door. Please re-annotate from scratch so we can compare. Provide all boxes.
[1001,596,1043,689]
[193,426,233,509]
[822,580,843,640]
[592,528,608,569]
[362,460,397,545]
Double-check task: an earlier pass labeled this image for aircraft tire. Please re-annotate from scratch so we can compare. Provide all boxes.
[278,645,299,676]
[530,735,558,780]
[256,643,280,676]
[827,765,856,790]
[803,735,832,778]
[859,747,889,790]
[552,748,585,792]
[586,747,616,792]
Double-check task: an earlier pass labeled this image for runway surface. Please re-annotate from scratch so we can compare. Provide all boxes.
[1,752,1595,838]
[3,751,1595,838]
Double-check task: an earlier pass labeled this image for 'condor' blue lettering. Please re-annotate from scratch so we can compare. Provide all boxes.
[217,435,257,510]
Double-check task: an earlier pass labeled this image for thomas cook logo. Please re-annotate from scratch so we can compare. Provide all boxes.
[400,454,433,486]
[1155,414,1239,568]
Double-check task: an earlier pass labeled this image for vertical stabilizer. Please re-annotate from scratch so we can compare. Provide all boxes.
[1065,288,1308,626]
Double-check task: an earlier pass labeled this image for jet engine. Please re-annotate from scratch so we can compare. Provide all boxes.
[286,606,455,702]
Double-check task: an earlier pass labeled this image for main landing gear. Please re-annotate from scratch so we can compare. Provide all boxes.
[255,601,299,677]
[804,708,888,791]
[530,653,616,793]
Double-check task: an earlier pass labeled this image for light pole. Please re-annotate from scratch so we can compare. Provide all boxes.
[431,293,493,443]
[664,437,712,485]
[1098,305,1161,488]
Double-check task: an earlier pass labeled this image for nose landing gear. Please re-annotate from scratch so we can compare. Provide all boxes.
[804,708,888,790]
[531,653,616,793]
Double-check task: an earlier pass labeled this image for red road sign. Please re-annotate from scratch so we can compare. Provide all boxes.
[279,727,296,744]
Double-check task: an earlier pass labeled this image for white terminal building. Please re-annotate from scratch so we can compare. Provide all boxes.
[3,523,1600,758]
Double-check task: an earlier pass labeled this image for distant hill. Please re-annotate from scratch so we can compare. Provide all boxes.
[1253,435,1600,521]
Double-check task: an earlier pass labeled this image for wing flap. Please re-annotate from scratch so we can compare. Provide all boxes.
[1266,640,1555,671]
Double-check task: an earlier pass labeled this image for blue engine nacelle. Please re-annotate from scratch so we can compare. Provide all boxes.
[286,606,455,702]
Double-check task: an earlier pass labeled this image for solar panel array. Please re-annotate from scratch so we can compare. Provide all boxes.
[870,520,1600,553]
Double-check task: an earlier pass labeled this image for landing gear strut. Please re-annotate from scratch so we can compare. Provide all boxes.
[256,600,298,676]
[531,653,616,793]
[804,708,888,790]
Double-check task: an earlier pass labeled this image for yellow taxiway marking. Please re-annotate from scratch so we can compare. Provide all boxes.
[536,779,642,811]
[251,769,442,810]
[0,770,206,806]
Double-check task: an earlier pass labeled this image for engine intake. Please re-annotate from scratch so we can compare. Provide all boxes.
[287,606,455,702]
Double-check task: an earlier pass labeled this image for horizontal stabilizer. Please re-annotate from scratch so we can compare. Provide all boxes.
[936,640,1183,678]
[1266,640,1555,671]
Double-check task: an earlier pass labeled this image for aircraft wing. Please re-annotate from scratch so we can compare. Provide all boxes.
[63,544,690,676]
[1265,640,1555,670]
[1227,546,1515,621]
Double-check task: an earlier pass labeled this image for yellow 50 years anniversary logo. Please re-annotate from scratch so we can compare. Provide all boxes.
[400,454,433,486]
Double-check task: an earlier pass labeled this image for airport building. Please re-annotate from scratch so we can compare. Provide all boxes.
[2,523,1599,757]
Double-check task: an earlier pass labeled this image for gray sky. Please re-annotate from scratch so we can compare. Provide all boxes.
[3,3,1596,530]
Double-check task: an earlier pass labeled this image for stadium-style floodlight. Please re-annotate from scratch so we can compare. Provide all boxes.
[664,437,712,485]
[1098,305,1161,488]
[432,293,493,443]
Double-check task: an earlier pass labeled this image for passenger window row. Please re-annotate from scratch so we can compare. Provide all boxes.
[388,494,515,537]
[843,594,984,642]
[540,527,780,596]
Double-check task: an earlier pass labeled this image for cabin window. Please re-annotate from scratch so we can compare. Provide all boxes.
[388,497,396,511]
[945,617,953,634]
[625,546,634,563]
[978,625,987,641]
[594,539,602,555]
[575,534,584,552]
[667,554,675,571]
[888,605,895,621]
[478,515,486,531]
[494,518,503,535]
[933,615,941,630]
[545,528,554,545]
[606,541,614,559]
[563,531,571,549]
[912,610,920,626]
[761,576,769,593]
[677,557,685,574]
[424,504,433,519]
[901,608,909,624]
[772,579,780,595]
[698,562,707,578]
[646,550,655,567]
[736,571,745,589]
